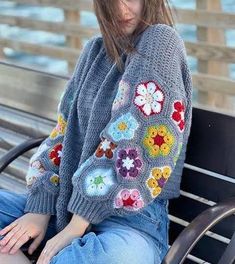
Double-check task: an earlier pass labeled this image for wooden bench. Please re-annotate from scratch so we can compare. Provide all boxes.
[0,62,235,264]
[0,61,68,192]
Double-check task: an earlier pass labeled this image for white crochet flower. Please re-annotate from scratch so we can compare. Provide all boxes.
[134,81,164,116]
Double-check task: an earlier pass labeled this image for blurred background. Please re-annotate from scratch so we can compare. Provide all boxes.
[0,0,235,113]
[0,0,235,114]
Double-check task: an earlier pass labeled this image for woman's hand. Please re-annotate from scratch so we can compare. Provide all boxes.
[36,214,90,264]
[0,213,51,255]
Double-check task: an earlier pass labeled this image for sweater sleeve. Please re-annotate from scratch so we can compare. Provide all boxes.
[67,25,193,223]
[24,37,97,215]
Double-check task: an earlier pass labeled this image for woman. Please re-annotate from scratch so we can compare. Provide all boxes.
[0,0,193,263]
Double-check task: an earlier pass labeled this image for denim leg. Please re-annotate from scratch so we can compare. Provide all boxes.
[0,189,57,251]
[49,219,162,264]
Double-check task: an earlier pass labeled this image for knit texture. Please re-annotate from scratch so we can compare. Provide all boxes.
[24,23,193,232]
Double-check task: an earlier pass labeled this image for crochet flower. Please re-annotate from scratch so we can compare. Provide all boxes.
[134,81,164,117]
[84,168,116,197]
[107,112,139,142]
[49,143,63,166]
[26,160,45,186]
[112,80,130,111]
[116,148,142,179]
[143,124,175,158]
[50,114,67,139]
[50,175,60,186]
[146,166,172,197]
[95,137,117,159]
[26,176,37,186]
[114,189,144,211]
[30,160,45,173]
[171,101,185,132]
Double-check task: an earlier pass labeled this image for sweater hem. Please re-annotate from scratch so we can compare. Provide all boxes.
[67,189,112,224]
[24,191,57,215]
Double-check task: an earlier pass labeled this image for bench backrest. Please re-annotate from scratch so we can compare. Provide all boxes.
[169,108,235,263]
[0,61,68,121]
[0,62,67,191]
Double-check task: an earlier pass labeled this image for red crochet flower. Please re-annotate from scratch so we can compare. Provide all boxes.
[171,101,185,132]
[49,144,63,166]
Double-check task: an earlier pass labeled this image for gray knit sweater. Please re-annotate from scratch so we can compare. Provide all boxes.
[24,23,193,233]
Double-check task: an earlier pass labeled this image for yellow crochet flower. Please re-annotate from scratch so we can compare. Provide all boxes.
[147,178,161,196]
[146,166,172,198]
[50,114,67,139]
[152,168,162,179]
[143,136,154,148]
[50,175,60,186]
[160,143,170,155]
[143,124,175,158]
[164,134,174,145]
[147,126,158,137]
[158,125,167,136]
[162,166,171,179]
[153,187,162,196]
[149,145,160,157]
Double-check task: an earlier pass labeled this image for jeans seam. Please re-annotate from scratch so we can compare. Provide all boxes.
[138,212,161,226]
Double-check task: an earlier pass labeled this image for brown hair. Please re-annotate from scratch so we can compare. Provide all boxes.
[93,0,176,72]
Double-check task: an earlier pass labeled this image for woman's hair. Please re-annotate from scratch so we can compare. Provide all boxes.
[93,0,176,71]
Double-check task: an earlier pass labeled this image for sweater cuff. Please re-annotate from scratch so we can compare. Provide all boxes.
[67,189,111,224]
[24,191,57,215]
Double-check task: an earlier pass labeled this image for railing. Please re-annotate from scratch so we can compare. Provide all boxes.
[0,0,235,114]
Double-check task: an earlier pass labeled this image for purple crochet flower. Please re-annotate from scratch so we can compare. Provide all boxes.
[116,148,142,179]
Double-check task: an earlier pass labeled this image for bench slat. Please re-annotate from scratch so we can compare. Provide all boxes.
[169,195,235,239]
[0,63,68,121]
[181,168,235,201]
[0,105,55,137]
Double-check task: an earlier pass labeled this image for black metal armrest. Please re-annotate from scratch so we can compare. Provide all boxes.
[162,196,235,264]
[0,136,47,173]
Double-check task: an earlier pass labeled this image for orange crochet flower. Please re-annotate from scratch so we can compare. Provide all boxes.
[95,137,117,159]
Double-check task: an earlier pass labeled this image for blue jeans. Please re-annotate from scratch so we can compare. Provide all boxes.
[0,189,170,264]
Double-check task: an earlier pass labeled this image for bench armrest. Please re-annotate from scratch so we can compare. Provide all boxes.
[162,196,235,264]
[0,137,46,173]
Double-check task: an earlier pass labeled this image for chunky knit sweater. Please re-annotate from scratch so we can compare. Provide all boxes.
[24,23,193,233]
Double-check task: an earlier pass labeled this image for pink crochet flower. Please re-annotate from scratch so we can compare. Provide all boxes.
[114,189,144,211]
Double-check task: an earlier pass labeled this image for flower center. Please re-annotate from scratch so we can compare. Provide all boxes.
[118,122,128,131]
[123,196,135,206]
[94,175,105,186]
[146,93,153,103]
[153,135,164,146]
